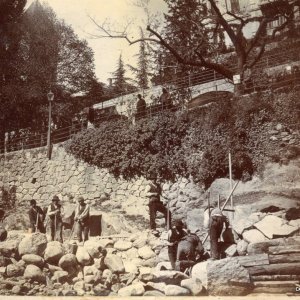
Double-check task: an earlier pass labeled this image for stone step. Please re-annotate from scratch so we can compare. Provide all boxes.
[253,280,299,287]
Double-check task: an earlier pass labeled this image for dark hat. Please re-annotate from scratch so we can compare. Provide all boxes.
[78,197,85,203]
[172,219,184,228]
[52,195,60,202]
[30,199,36,205]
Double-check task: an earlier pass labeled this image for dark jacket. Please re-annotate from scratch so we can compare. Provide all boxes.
[28,206,45,226]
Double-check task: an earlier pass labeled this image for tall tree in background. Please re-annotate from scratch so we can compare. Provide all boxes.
[112,54,128,94]
[128,28,151,90]
[56,20,96,94]
[93,0,299,94]
[1,0,99,142]
[0,0,27,144]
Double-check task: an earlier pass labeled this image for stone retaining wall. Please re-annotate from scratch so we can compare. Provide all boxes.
[0,145,204,230]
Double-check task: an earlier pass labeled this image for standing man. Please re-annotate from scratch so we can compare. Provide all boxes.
[209,206,229,260]
[74,197,90,244]
[159,88,172,110]
[146,176,171,232]
[28,200,45,233]
[47,195,63,243]
[136,94,147,120]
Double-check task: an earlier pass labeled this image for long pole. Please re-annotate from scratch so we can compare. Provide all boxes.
[47,100,52,160]
[229,152,234,221]
[229,152,233,209]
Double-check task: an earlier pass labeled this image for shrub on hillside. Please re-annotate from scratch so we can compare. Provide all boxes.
[65,90,300,187]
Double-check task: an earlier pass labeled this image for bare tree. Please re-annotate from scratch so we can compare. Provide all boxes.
[89,0,299,94]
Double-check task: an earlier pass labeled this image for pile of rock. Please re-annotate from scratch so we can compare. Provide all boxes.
[0,230,205,296]
[0,199,299,296]
[229,205,300,258]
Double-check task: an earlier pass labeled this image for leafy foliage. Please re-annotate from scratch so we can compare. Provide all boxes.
[66,86,299,188]
[0,0,100,138]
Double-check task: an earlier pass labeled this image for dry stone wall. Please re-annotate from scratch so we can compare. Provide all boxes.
[0,145,204,230]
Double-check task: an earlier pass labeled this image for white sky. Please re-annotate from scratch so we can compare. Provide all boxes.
[27,0,167,84]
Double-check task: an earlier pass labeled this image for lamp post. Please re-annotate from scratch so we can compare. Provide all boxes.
[47,90,54,159]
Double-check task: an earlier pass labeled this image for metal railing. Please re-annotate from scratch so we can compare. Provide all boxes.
[1,46,300,154]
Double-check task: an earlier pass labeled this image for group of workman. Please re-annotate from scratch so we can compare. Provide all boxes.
[146,177,229,271]
[28,177,229,271]
[28,196,90,244]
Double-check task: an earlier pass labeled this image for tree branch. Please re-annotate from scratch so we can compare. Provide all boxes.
[88,15,160,45]
[245,18,268,56]
[207,0,245,57]
[246,44,266,69]
[195,50,234,80]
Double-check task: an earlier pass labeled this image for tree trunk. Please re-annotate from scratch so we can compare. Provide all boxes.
[233,55,245,96]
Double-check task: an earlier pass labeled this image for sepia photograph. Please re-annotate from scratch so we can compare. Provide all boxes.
[0,0,300,297]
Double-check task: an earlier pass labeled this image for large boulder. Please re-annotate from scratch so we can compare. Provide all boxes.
[123,260,138,274]
[164,285,190,296]
[97,239,114,248]
[83,239,105,259]
[114,240,133,251]
[58,254,78,276]
[181,278,204,296]
[47,264,63,275]
[52,270,69,283]
[254,215,298,239]
[0,239,21,258]
[242,229,269,244]
[6,263,24,277]
[225,244,238,257]
[186,209,204,234]
[132,237,147,248]
[83,265,99,277]
[232,211,265,235]
[101,212,135,235]
[76,247,92,266]
[0,255,11,267]
[24,264,46,283]
[157,247,169,262]
[44,241,64,265]
[192,261,208,289]
[22,254,44,268]
[3,212,29,231]
[104,254,125,273]
[18,233,47,256]
[145,282,167,293]
[151,270,189,285]
[237,240,248,256]
[138,246,155,260]
[207,258,253,296]
[125,247,139,260]
[118,282,145,296]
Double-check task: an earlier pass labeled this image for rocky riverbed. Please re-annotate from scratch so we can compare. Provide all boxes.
[0,198,300,297]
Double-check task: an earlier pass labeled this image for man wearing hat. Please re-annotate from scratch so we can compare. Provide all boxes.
[28,199,45,233]
[167,219,187,269]
[46,195,63,242]
[209,205,229,260]
[74,197,90,244]
[146,176,171,232]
